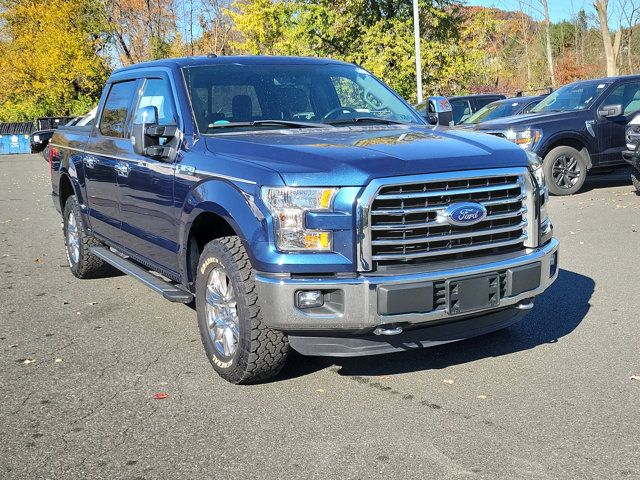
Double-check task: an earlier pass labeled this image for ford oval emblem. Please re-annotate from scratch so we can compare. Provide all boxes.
[445,202,487,226]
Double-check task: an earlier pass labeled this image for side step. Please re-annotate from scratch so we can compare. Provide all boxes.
[89,246,193,303]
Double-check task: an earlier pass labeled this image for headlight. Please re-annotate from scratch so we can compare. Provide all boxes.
[526,151,549,226]
[261,187,338,252]
[505,128,542,151]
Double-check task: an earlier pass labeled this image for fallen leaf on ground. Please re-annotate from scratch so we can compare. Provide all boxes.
[152,393,169,400]
[477,395,489,399]
[88,302,98,306]
[9,344,18,348]
[631,376,640,382]
[316,389,325,393]
[443,379,454,385]
[54,358,62,363]
[22,359,35,364]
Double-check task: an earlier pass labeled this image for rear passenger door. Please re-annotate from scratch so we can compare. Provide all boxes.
[84,80,138,243]
[116,76,180,273]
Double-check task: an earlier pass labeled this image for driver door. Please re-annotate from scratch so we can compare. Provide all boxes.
[115,76,181,274]
[597,81,640,165]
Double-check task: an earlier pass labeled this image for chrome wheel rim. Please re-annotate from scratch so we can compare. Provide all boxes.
[66,212,80,265]
[552,155,581,189]
[205,267,239,358]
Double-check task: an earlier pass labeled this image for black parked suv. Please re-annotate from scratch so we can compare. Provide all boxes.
[623,113,640,192]
[474,75,640,195]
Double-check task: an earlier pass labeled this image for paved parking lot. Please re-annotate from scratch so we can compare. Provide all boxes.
[1,154,639,479]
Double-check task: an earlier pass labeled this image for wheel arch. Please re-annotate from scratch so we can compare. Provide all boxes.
[179,179,270,290]
[539,134,593,168]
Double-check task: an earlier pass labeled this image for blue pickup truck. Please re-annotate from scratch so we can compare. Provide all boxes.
[49,56,558,384]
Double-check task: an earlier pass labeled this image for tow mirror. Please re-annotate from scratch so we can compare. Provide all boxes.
[132,105,178,161]
[598,104,623,118]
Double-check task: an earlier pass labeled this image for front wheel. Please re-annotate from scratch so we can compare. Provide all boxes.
[543,146,588,196]
[196,236,289,384]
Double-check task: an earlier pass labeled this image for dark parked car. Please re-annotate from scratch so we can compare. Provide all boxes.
[474,75,640,195]
[458,95,547,126]
[49,56,557,384]
[623,112,640,192]
[415,94,506,125]
[41,109,97,160]
[31,117,80,153]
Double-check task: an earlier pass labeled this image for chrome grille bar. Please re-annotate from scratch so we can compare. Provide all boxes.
[374,182,520,200]
[371,220,528,246]
[371,234,528,261]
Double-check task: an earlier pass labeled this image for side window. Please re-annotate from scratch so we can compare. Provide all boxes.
[135,78,178,125]
[521,101,540,114]
[450,99,471,124]
[100,81,137,137]
[603,82,640,116]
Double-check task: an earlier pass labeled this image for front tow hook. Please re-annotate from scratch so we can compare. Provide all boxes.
[374,326,404,336]
[515,299,535,310]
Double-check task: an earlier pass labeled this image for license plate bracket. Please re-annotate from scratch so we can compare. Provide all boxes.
[447,273,500,315]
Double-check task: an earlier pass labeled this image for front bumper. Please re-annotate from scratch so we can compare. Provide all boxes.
[255,238,559,333]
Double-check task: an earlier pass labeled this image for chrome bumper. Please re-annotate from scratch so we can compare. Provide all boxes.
[255,238,559,332]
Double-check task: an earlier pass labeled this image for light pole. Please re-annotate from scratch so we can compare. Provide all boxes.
[413,0,423,103]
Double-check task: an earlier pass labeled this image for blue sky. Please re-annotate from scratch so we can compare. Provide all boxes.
[465,0,592,22]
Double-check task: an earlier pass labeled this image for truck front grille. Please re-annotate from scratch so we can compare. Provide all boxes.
[367,172,529,267]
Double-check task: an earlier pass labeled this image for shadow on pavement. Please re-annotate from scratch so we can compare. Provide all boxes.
[578,167,632,194]
[277,268,593,380]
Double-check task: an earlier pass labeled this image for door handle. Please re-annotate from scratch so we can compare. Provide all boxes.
[115,162,130,177]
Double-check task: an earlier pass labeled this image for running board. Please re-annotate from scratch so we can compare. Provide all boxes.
[89,246,193,303]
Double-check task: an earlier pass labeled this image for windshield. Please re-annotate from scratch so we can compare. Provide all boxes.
[531,82,611,113]
[183,63,422,133]
[461,101,523,124]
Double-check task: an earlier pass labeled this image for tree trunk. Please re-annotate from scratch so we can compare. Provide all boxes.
[595,0,621,76]
[541,0,556,88]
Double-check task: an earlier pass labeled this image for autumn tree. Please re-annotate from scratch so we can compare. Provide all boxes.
[595,0,622,76]
[0,0,111,121]
[103,0,179,64]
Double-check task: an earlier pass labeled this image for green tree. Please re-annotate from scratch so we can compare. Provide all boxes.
[0,0,111,121]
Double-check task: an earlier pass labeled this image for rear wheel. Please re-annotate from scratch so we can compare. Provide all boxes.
[63,196,107,278]
[543,146,587,196]
[196,236,289,384]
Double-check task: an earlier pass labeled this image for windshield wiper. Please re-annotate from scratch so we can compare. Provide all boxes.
[323,117,406,126]
[207,119,324,131]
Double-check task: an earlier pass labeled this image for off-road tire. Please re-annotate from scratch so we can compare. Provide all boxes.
[196,236,289,384]
[543,146,588,196]
[63,196,108,279]
[632,170,640,195]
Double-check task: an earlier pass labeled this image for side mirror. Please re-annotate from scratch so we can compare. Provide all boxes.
[132,105,158,156]
[132,106,178,160]
[598,104,623,118]
[427,112,438,125]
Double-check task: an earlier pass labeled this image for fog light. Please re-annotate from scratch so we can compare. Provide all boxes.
[296,290,323,309]
[550,251,558,278]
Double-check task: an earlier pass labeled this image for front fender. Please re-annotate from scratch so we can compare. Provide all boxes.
[538,131,596,164]
[178,179,356,276]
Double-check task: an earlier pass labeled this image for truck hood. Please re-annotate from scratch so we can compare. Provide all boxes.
[473,110,587,132]
[204,124,528,186]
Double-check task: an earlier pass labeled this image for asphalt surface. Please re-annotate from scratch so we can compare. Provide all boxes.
[1,154,639,479]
